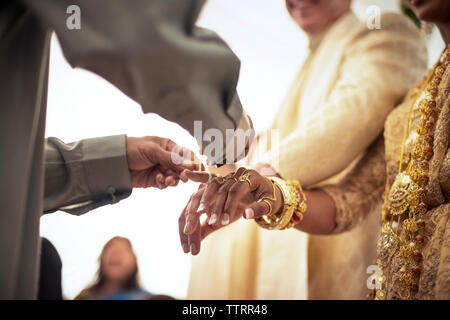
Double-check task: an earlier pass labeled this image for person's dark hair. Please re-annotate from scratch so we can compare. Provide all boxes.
[402,3,421,29]
[38,238,63,300]
[75,236,139,300]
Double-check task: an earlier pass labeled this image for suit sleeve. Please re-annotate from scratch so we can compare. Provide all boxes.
[22,0,247,154]
[44,135,132,215]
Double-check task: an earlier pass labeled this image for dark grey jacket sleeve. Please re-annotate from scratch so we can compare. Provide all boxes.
[23,0,246,148]
[44,135,132,215]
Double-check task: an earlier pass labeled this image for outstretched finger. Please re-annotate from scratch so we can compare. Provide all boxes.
[178,206,190,253]
[184,188,205,235]
[210,179,236,227]
[198,179,222,216]
[188,224,202,255]
[223,181,250,221]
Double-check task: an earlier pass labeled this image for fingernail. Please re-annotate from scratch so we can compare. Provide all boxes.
[244,208,254,219]
[198,203,206,213]
[221,214,230,225]
[208,214,217,225]
[182,243,189,253]
[190,243,196,253]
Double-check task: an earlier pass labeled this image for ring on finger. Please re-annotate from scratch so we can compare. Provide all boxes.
[212,176,226,184]
[258,198,273,216]
[224,172,238,183]
[238,171,253,189]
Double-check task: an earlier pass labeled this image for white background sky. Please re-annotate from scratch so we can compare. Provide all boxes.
[40,0,443,299]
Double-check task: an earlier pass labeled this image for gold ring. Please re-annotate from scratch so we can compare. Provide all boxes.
[238,172,253,189]
[221,173,237,183]
[211,176,226,184]
[258,198,273,216]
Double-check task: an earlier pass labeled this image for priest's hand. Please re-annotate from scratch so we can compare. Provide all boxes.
[126,136,202,189]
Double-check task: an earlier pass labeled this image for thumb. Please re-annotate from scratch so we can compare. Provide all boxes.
[244,201,273,220]
[155,146,194,172]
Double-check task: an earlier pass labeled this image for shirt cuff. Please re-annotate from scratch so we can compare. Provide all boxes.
[60,135,132,215]
[84,134,131,197]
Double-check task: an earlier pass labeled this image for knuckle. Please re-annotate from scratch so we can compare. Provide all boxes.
[217,185,229,196]
[228,184,240,196]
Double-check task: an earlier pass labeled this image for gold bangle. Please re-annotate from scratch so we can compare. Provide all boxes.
[255,177,307,230]
[255,177,294,230]
[288,179,307,223]
[254,177,284,230]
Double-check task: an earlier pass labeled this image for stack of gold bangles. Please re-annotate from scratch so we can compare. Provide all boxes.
[255,177,307,230]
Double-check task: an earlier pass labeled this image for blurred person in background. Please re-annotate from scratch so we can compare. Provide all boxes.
[38,238,63,300]
[186,0,427,299]
[75,237,151,300]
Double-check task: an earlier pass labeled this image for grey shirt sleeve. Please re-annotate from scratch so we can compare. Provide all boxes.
[22,0,247,153]
[44,135,132,215]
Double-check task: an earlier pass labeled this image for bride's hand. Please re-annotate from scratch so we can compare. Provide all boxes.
[178,167,283,255]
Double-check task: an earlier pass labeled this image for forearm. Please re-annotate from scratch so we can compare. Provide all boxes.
[294,189,336,235]
[24,0,248,164]
[293,136,386,235]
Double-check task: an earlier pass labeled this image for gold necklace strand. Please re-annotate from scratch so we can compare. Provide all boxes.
[397,54,446,299]
[397,60,439,174]
[375,45,450,300]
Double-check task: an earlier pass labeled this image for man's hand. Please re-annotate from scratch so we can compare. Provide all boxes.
[126,136,202,189]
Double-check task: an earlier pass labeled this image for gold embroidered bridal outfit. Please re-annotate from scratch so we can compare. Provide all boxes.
[323,46,450,299]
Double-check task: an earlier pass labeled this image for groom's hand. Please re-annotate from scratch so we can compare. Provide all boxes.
[126,136,202,189]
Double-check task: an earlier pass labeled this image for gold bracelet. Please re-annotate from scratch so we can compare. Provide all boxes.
[255,177,307,230]
[290,180,308,220]
[254,178,283,230]
[255,177,295,230]
[285,179,307,229]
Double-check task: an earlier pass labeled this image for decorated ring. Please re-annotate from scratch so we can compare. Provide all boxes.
[238,172,253,189]
[211,176,226,184]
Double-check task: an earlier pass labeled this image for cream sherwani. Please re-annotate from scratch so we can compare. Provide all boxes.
[187,12,427,299]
